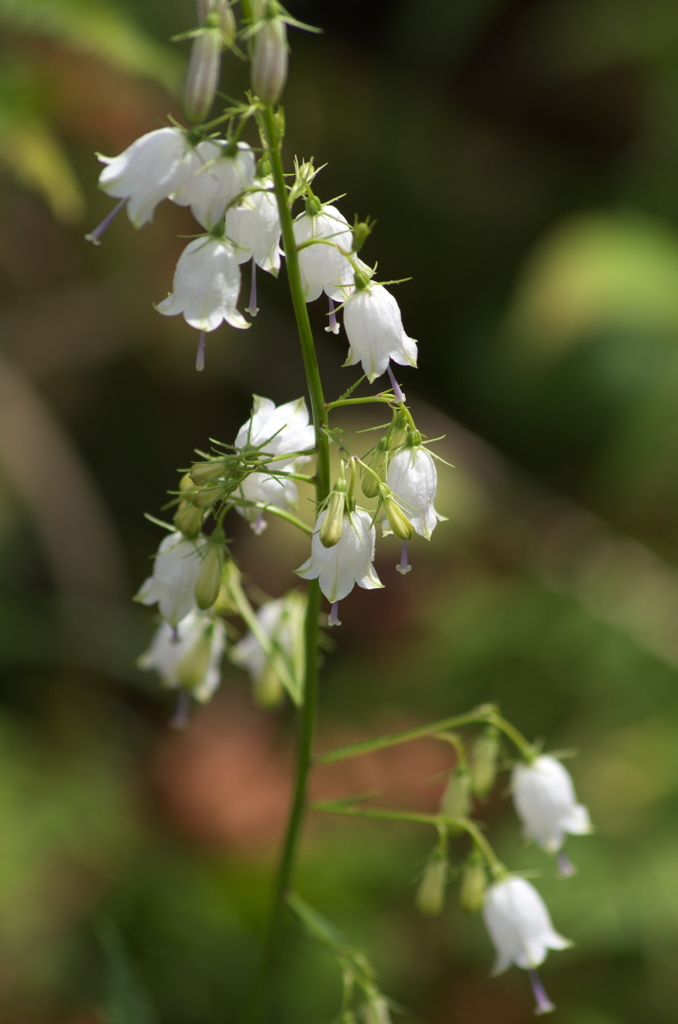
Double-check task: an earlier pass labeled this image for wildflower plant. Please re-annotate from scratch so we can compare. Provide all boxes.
[89,1,593,1018]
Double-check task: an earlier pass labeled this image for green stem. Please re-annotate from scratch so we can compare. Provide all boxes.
[239,105,331,1024]
[325,396,398,412]
[311,802,505,876]
[313,705,497,765]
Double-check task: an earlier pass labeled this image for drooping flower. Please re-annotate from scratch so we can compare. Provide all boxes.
[226,178,282,275]
[343,278,418,382]
[296,508,383,606]
[135,531,205,627]
[483,877,570,974]
[235,396,315,465]
[230,592,305,706]
[139,609,226,702]
[483,877,570,1015]
[97,127,196,228]
[512,756,592,857]
[293,203,354,302]
[171,139,255,229]
[155,236,249,332]
[384,444,445,541]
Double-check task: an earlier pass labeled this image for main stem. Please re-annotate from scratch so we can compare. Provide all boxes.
[239,105,331,1024]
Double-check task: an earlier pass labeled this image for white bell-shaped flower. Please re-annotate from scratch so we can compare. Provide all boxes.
[293,204,354,302]
[226,178,282,275]
[97,127,196,228]
[385,445,445,540]
[343,280,418,382]
[136,532,204,627]
[512,756,592,855]
[171,140,256,229]
[235,396,315,466]
[483,877,571,975]
[296,508,383,603]
[156,236,249,332]
[233,471,298,534]
[139,609,226,702]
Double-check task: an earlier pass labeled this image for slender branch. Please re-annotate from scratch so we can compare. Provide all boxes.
[325,396,398,412]
[311,801,505,875]
[313,706,497,765]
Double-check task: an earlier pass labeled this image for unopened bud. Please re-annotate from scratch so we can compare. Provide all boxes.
[351,215,374,254]
[214,0,237,45]
[195,537,225,610]
[251,17,288,105]
[252,663,284,708]
[382,493,413,541]
[190,485,224,509]
[361,439,389,499]
[416,857,447,916]
[459,860,487,914]
[441,768,472,820]
[390,411,409,449]
[182,25,222,124]
[190,460,226,486]
[177,629,213,691]
[407,428,423,448]
[174,501,203,537]
[471,726,500,798]
[320,482,347,548]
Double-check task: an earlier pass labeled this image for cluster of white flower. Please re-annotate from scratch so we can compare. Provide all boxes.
[92,127,420,387]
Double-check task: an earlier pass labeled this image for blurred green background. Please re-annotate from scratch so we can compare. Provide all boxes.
[2,0,678,1021]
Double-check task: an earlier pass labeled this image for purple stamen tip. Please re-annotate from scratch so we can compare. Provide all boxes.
[252,514,267,536]
[170,690,192,730]
[396,540,412,575]
[387,365,405,402]
[328,601,342,627]
[528,970,556,1016]
[325,296,340,334]
[85,197,127,245]
[246,261,259,316]
[556,851,577,879]
[195,331,206,372]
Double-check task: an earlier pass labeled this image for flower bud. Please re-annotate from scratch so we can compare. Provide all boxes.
[189,485,224,509]
[190,460,226,486]
[351,215,374,254]
[177,629,214,691]
[382,493,414,541]
[252,663,285,708]
[361,439,389,499]
[319,481,347,548]
[459,859,487,914]
[416,856,447,916]
[214,0,237,45]
[390,411,409,449]
[174,501,204,537]
[182,24,222,124]
[441,768,472,820]
[195,536,225,610]
[251,17,288,105]
[471,726,500,798]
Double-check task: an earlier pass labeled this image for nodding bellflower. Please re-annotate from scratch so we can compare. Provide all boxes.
[156,236,249,332]
[135,531,205,627]
[512,756,592,857]
[171,139,256,229]
[97,127,196,228]
[139,609,226,702]
[342,279,418,383]
[296,508,383,605]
